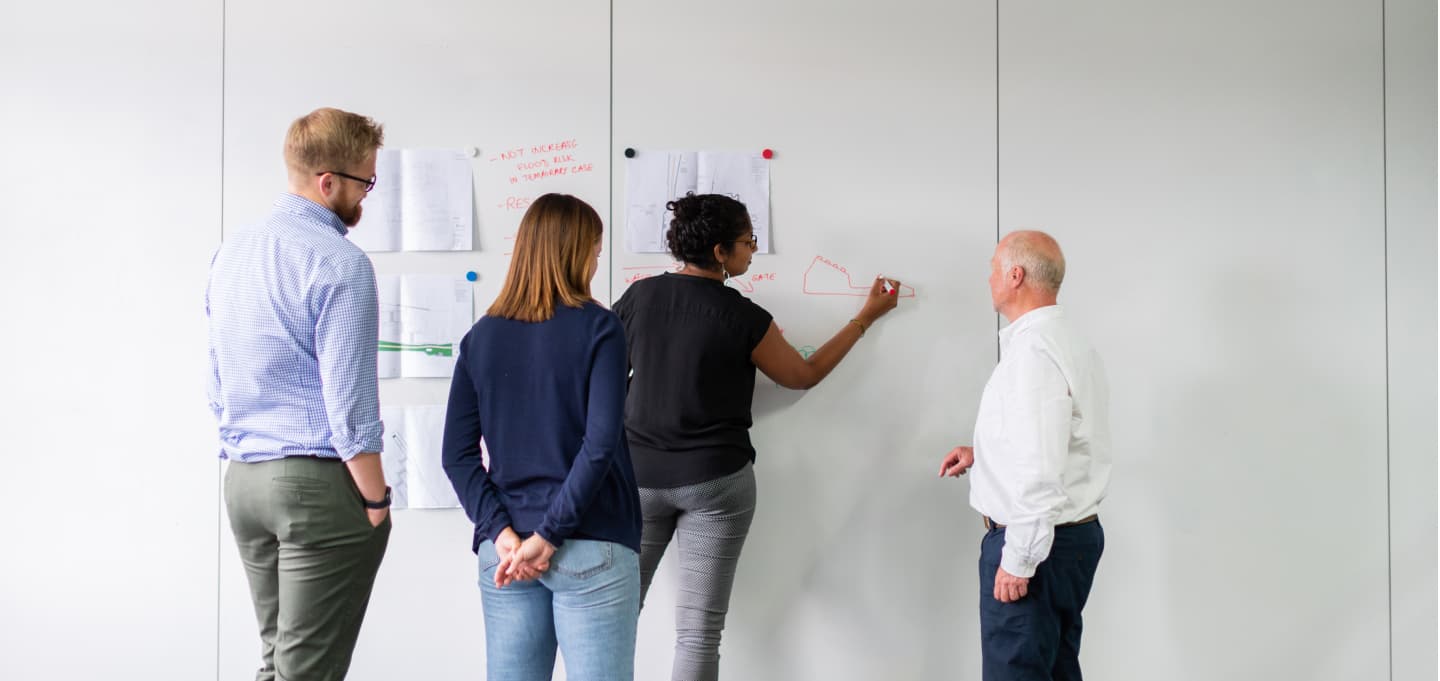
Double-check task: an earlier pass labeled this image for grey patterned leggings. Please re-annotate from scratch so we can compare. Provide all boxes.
[638,463,757,681]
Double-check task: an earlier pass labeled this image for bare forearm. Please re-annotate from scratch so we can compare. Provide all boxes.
[752,276,897,391]
[802,318,868,386]
[346,452,388,502]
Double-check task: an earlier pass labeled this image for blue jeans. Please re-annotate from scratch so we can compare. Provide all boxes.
[979,520,1104,681]
[478,538,641,681]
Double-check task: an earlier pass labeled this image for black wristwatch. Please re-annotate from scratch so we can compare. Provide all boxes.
[363,486,392,510]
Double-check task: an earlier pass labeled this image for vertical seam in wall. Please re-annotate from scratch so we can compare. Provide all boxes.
[1381,1,1393,679]
[994,0,1001,362]
[607,0,615,307]
[216,0,226,678]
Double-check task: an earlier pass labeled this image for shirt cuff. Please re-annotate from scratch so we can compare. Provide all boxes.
[330,427,384,461]
[1000,546,1039,579]
[482,517,512,544]
[533,524,565,549]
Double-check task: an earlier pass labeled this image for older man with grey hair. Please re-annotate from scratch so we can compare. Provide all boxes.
[940,230,1112,681]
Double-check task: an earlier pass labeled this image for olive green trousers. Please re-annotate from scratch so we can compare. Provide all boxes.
[225,457,390,681]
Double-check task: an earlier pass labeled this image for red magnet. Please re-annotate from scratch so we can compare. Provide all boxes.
[761,148,774,159]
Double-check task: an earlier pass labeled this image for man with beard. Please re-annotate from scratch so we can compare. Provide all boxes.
[207,107,392,681]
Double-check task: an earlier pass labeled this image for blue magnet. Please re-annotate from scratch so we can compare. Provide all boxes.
[466,271,478,282]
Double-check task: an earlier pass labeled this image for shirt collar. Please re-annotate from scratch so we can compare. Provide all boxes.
[272,193,349,236]
[998,304,1064,348]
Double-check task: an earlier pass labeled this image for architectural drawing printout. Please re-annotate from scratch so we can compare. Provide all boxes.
[350,148,474,252]
[378,274,474,378]
[379,405,460,510]
[625,150,769,254]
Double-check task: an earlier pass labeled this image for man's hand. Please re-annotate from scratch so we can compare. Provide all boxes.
[994,566,1030,603]
[939,446,975,477]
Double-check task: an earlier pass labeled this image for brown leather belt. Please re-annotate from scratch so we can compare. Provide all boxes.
[983,514,1098,531]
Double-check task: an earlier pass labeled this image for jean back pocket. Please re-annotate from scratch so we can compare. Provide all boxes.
[550,540,613,579]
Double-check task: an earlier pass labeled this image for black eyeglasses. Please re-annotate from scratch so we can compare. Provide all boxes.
[317,170,376,192]
[734,235,758,249]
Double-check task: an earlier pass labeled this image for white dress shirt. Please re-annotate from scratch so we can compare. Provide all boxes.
[970,305,1112,578]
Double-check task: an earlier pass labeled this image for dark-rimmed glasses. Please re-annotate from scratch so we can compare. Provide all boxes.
[317,170,376,192]
[734,235,758,249]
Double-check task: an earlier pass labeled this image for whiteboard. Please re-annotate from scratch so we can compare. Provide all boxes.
[0,0,1417,679]
[213,1,1395,680]
[219,2,612,678]
[610,2,998,680]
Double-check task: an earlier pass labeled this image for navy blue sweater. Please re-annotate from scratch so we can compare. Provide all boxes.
[441,301,641,553]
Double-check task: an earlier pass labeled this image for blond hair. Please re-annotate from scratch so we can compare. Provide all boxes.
[283,107,384,175]
[488,194,603,322]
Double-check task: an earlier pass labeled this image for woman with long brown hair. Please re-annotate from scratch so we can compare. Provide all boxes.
[442,193,641,681]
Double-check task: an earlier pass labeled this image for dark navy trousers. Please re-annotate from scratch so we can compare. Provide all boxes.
[979,520,1105,681]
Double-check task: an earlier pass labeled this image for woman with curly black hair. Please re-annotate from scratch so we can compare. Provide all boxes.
[612,192,900,681]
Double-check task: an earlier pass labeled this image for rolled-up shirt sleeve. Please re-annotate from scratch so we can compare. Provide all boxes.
[313,256,384,460]
[999,345,1073,578]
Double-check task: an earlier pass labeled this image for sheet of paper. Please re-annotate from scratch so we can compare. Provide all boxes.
[349,150,403,252]
[376,274,403,379]
[379,405,461,510]
[624,151,697,253]
[378,274,472,378]
[696,151,771,254]
[400,149,474,252]
[397,274,473,378]
[378,405,409,507]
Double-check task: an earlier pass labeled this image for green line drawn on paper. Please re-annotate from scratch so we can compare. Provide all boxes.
[378,341,454,357]
[794,345,817,359]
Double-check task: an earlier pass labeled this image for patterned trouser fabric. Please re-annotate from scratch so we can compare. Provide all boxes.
[638,464,757,681]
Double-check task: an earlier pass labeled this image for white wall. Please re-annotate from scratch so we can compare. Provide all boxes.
[610,2,997,678]
[1385,0,1438,679]
[0,1,1430,679]
[0,1,222,679]
[1000,1,1391,678]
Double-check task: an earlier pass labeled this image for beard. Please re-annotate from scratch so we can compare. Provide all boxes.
[336,200,364,228]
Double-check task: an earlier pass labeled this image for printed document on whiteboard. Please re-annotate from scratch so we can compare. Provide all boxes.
[377,274,473,378]
[379,404,461,510]
[695,152,771,254]
[350,149,474,252]
[624,150,770,254]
